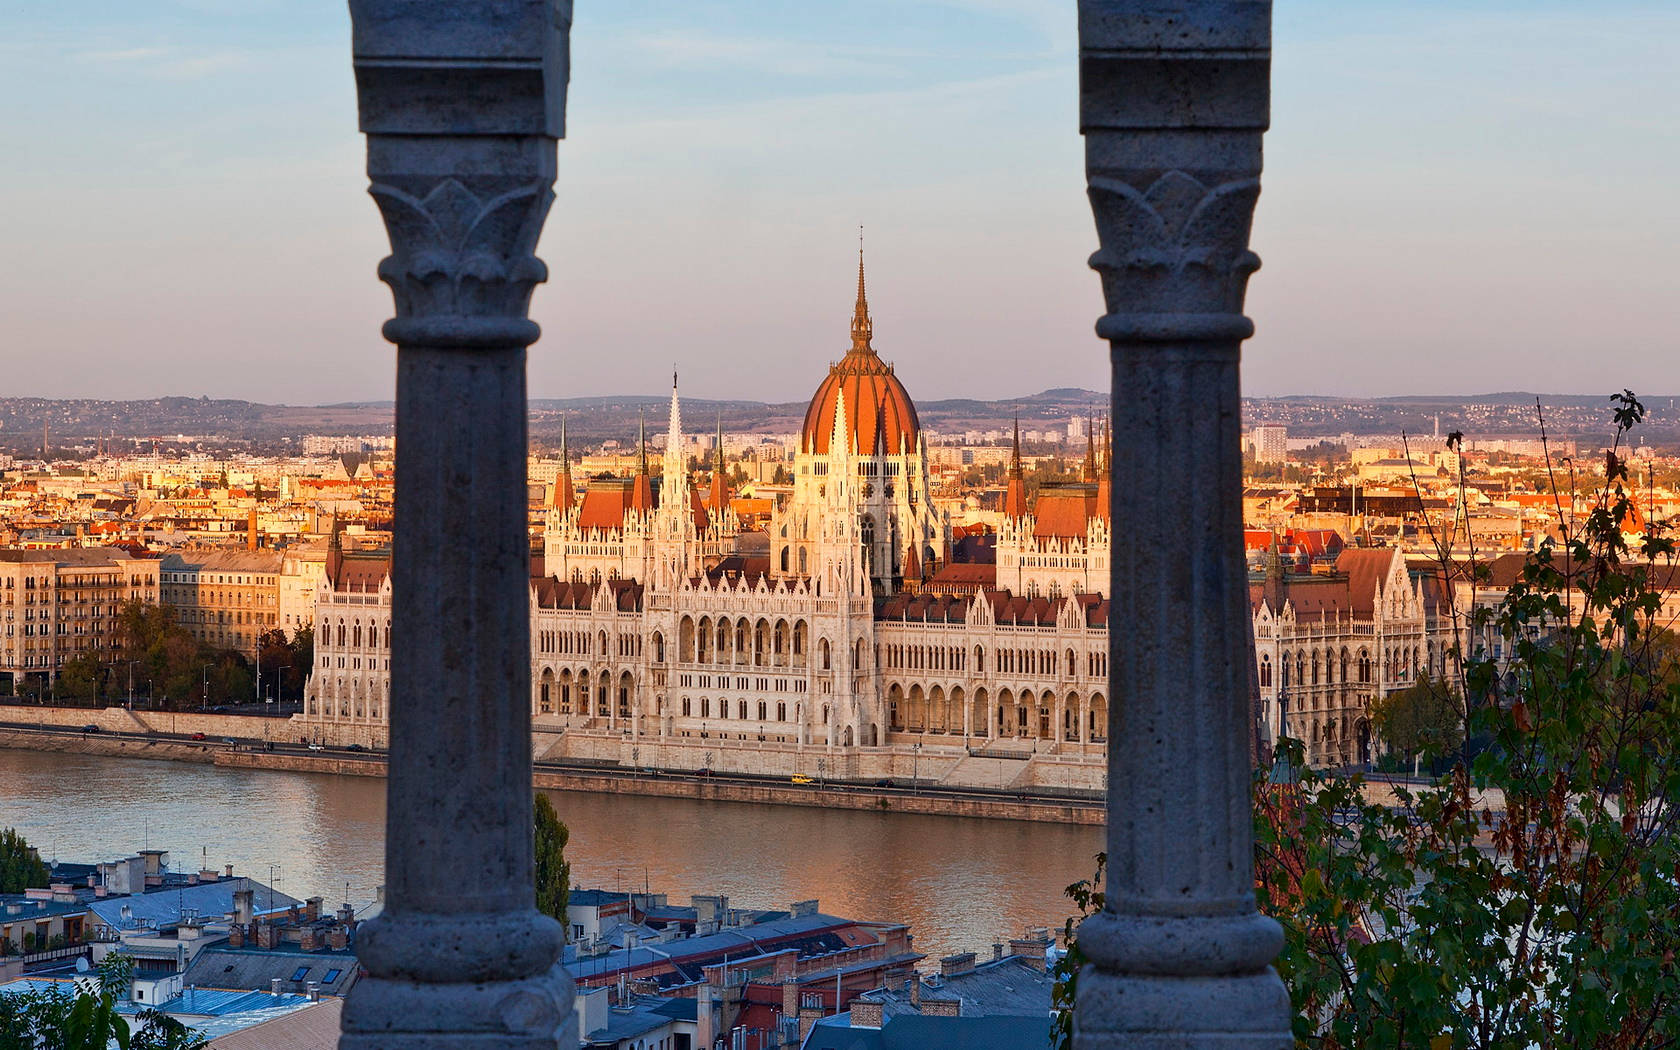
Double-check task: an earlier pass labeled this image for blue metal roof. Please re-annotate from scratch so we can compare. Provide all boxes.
[0,895,89,921]
[584,994,696,1044]
[155,986,314,1017]
[564,911,855,975]
[0,977,318,1040]
[86,879,299,931]
[806,1012,1052,1050]
[569,889,630,907]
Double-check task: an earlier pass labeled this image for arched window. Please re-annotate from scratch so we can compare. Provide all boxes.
[682,696,691,716]
[758,701,768,721]
[798,547,808,574]
[738,699,748,719]
[1259,655,1272,688]
[780,547,789,572]
[821,638,831,670]
[777,702,786,721]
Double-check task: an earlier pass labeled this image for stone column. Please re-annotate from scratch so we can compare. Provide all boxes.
[1075,2,1291,1048]
[340,3,574,1048]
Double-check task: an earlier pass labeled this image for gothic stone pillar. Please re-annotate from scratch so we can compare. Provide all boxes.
[340,3,574,1048]
[1076,2,1291,1047]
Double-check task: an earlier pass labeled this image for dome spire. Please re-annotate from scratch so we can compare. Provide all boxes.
[850,227,873,353]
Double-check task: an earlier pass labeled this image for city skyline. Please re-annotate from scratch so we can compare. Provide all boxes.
[3,1,1677,405]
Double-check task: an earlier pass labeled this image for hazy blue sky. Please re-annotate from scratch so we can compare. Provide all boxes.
[2,2,1675,405]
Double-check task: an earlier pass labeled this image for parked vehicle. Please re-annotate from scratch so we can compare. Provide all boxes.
[695,767,714,778]
[346,743,367,753]
[307,743,325,751]
[81,724,100,734]
[791,775,814,785]
[190,732,207,741]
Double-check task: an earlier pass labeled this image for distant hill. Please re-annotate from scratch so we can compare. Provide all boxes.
[2,390,1673,456]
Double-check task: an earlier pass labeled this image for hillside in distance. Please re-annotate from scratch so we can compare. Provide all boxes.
[1,390,1674,456]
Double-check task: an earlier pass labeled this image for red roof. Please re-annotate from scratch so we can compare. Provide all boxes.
[1032,493,1097,540]
[577,487,630,531]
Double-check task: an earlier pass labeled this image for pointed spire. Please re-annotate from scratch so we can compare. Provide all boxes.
[1083,411,1098,482]
[1096,416,1112,522]
[630,411,654,514]
[326,513,343,587]
[850,230,874,354]
[663,370,686,499]
[1004,415,1028,521]
[552,415,576,513]
[708,411,730,514]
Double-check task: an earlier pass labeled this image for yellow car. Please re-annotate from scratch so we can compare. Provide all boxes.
[791,774,815,785]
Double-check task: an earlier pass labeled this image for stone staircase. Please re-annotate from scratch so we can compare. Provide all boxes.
[939,754,1034,791]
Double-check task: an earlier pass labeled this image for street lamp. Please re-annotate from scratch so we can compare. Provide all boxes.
[202,664,211,711]
[912,742,921,795]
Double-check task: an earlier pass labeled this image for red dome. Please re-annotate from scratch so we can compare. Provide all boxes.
[799,254,921,456]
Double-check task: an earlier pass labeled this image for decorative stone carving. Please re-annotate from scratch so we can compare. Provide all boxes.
[1076,1,1292,1047]
[340,2,575,1048]
[369,176,554,347]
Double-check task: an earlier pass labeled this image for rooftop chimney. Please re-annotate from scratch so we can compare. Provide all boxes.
[233,889,254,927]
[270,978,282,996]
[940,952,976,978]
[305,981,320,1002]
[851,1001,883,1029]
[909,973,922,1008]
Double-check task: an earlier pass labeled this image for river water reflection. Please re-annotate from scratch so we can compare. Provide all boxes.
[0,749,1102,962]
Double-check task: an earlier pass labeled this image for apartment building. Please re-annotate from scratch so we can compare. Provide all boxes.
[0,547,160,691]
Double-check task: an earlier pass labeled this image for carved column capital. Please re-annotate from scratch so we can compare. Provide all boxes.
[1080,0,1269,347]
[351,0,571,351]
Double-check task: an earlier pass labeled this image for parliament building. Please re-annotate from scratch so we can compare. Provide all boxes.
[301,256,1112,789]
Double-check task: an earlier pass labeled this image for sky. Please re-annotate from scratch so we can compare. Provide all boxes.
[1,1,1676,405]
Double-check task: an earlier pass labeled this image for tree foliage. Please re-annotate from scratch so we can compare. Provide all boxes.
[0,953,205,1049]
[534,793,570,937]
[1255,391,1680,1048]
[1058,393,1680,1050]
[1367,673,1461,765]
[0,828,49,894]
[96,601,314,708]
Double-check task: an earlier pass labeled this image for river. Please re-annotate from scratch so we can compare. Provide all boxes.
[0,749,1103,963]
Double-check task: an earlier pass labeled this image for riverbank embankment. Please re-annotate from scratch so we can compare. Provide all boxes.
[0,720,1104,826]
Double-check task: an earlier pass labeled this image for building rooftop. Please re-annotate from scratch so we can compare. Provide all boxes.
[87,879,299,933]
[583,994,696,1046]
[184,944,360,999]
[806,1011,1051,1050]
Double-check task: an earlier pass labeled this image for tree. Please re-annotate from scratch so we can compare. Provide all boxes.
[0,952,207,1049]
[55,654,105,705]
[287,626,315,700]
[533,793,570,938]
[1367,673,1461,768]
[0,828,48,893]
[1058,393,1680,1050]
[1252,391,1680,1048]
